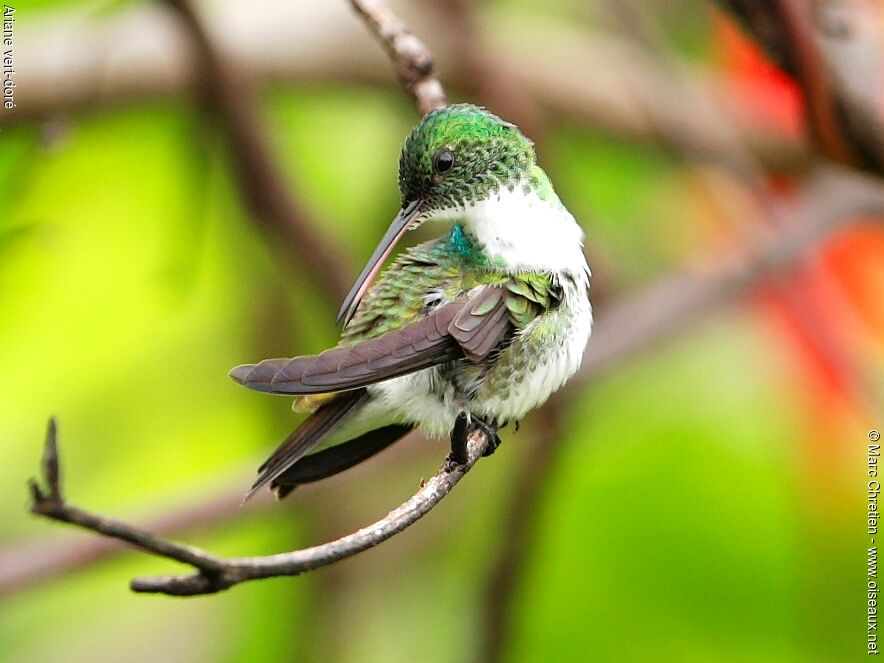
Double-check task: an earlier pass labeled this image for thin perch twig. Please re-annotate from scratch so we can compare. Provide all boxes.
[30,417,490,596]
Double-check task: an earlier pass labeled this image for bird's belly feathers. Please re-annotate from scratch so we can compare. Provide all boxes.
[368,282,592,437]
[476,283,592,423]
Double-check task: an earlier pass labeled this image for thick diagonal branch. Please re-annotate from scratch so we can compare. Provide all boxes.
[574,167,884,384]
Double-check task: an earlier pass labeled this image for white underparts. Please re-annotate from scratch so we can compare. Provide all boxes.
[365,274,592,438]
[432,184,588,275]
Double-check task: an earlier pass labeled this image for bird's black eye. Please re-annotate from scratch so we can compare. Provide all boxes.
[433,148,455,175]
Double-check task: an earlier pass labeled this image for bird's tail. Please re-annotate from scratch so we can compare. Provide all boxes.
[244,388,369,502]
[271,423,414,499]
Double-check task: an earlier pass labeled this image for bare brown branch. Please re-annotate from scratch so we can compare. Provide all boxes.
[29,417,490,596]
[21,0,486,598]
[348,0,446,114]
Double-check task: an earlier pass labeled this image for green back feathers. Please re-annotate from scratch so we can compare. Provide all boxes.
[504,272,561,327]
[399,104,535,212]
[343,231,562,344]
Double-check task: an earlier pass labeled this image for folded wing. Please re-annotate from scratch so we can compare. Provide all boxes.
[230,287,512,395]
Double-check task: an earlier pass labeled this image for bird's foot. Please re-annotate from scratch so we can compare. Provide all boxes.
[448,413,471,466]
[448,412,502,465]
[476,418,502,457]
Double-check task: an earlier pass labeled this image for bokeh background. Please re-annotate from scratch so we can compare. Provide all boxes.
[2,0,883,661]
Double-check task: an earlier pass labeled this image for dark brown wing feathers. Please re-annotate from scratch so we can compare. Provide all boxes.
[231,358,289,393]
[448,288,510,362]
[230,287,513,396]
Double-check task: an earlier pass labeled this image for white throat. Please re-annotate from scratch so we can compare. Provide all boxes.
[433,186,587,274]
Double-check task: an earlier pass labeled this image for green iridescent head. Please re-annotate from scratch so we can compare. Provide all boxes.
[398,104,535,212]
[338,104,535,325]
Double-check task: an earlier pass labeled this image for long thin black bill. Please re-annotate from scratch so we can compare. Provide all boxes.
[336,199,423,326]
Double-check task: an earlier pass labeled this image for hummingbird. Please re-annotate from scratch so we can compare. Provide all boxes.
[230,104,592,499]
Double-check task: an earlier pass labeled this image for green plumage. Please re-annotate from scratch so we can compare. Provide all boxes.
[337,222,577,412]
[398,105,535,215]
[342,224,562,346]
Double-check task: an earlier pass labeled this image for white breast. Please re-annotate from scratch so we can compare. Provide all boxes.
[477,275,592,423]
[368,276,592,437]
[460,186,588,275]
